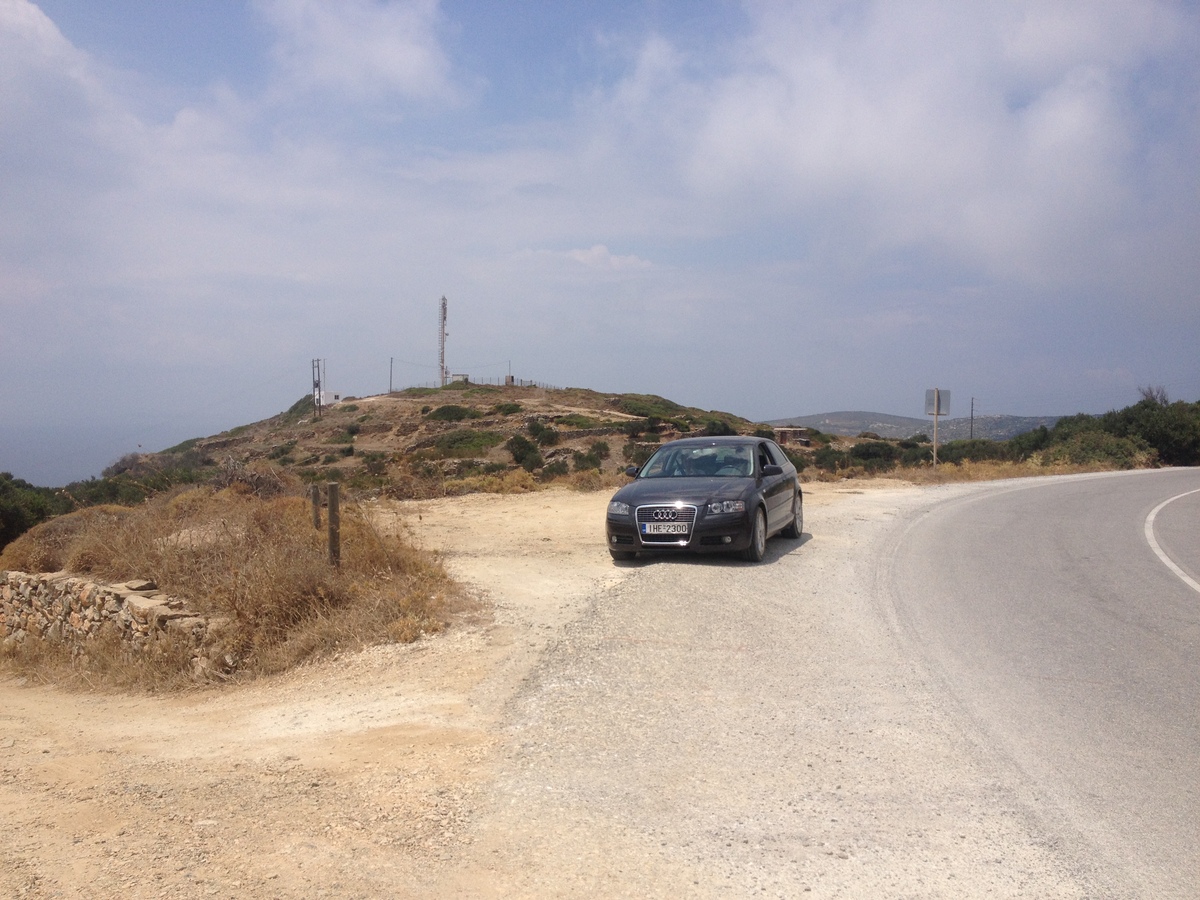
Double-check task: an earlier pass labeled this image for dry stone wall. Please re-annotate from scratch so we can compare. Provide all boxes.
[1,570,234,678]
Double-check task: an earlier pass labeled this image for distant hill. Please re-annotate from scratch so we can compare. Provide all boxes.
[769,411,1060,442]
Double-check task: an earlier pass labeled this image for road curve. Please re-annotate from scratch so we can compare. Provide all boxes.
[883,468,1200,898]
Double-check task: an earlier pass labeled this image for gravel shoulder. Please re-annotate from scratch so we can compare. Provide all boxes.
[1,481,1098,897]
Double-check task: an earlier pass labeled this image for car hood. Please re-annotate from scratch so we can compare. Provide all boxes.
[611,476,755,507]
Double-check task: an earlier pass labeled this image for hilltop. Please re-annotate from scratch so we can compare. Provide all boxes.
[114,384,764,496]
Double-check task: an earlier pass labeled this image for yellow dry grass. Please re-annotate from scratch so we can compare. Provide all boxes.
[1,486,461,689]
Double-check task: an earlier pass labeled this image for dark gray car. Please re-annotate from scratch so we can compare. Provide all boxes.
[605,436,803,562]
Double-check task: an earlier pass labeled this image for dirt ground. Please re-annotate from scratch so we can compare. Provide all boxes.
[1,480,1036,898]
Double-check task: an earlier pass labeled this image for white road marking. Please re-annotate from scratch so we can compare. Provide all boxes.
[1144,488,1200,595]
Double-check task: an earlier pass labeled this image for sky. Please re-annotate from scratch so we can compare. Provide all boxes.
[2,0,1199,486]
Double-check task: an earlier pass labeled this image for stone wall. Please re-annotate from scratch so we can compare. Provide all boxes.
[0,571,234,678]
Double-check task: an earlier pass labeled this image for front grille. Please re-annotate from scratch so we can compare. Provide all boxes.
[635,504,698,544]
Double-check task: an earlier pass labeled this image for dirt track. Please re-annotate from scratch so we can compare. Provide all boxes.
[1,482,1093,897]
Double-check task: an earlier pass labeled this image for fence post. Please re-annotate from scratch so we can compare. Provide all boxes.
[310,484,321,529]
[327,482,341,567]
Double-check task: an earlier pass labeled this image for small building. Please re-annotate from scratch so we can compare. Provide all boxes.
[774,427,811,447]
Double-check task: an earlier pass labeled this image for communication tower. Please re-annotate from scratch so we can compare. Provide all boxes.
[438,296,449,386]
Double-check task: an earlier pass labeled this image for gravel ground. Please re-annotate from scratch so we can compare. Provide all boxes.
[0,481,1107,897]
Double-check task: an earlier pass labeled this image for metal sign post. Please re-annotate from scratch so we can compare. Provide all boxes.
[925,388,950,466]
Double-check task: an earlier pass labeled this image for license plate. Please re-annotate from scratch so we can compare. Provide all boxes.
[642,522,688,535]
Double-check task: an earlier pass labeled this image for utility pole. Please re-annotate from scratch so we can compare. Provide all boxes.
[312,358,324,419]
[389,357,393,394]
[970,397,975,440]
[438,296,449,387]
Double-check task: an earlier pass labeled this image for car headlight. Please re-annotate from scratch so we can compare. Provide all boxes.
[707,500,745,515]
[608,500,631,517]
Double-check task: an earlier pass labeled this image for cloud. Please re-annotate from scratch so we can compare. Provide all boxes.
[567,244,652,270]
[255,0,459,104]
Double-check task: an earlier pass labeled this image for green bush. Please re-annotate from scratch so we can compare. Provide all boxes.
[1007,426,1051,460]
[1101,397,1200,466]
[1042,431,1155,469]
[506,435,544,471]
[492,402,522,416]
[528,421,560,446]
[622,442,655,467]
[435,429,504,458]
[704,419,737,436]
[573,451,601,471]
[936,439,1008,465]
[814,446,850,472]
[541,460,570,480]
[614,394,686,420]
[590,441,611,460]
[267,441,297,460]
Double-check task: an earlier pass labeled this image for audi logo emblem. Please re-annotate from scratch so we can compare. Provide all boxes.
[652,509,679,521]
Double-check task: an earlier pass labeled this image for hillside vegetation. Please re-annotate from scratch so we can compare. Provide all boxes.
[4,385,1198,556]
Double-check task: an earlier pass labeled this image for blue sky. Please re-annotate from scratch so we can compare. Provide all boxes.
[3,0,1199,485]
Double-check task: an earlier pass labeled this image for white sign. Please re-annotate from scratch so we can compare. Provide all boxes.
[925,389,950,416]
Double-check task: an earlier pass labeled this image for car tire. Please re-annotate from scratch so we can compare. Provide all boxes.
[609,549,636,561]
[781,493,803,539]
[743,507,767,562]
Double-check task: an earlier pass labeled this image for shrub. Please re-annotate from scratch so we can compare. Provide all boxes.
[492,402,522,416]
[434,429,504,458]
[754,427,776,439]
[590,441,611,460]
[1101,397,1200,466]
[506,435,544,471]
[527,421,559,446]
[267,441,297,460]
[541,460,570,480]
[622,442,655,467]
[572,451,601,471]
[813,446,850,472]
[1008,426,1052,460]
[936,439,1008,465]
[1041,432,1155,469]
[704,419,737,436]
[614,394,686,420]
[848,441,898,473]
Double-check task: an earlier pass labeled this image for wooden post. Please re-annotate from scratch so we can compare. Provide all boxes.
[327,482,341,568]
[932,388,939,468]
[310,484,321,529]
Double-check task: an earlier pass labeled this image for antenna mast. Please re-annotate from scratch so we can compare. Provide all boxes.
[438,296,448,387]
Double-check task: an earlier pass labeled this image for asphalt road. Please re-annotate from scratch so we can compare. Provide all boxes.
[884,469,1200,898]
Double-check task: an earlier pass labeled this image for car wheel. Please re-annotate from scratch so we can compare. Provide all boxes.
[609,549,636,561]
[781,493,803,539]
[743,507,767,562]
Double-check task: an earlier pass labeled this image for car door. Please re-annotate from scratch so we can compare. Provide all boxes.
[756,441,790,532]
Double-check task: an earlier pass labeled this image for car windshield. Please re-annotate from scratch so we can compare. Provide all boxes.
[638,444,754,478]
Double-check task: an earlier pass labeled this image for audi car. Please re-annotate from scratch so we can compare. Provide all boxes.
[605,435,803,562]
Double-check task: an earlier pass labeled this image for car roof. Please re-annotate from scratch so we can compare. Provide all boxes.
[656,436,760,448]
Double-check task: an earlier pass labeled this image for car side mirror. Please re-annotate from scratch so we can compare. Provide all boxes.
[624,466,639,477]
[761,464,783,476]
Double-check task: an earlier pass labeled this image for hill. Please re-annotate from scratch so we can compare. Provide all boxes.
[770,411,1060,442]
[115,384,761,495]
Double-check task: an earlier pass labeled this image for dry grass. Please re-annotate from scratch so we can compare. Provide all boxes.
[1,486,462,688]
[896,458,1125,484]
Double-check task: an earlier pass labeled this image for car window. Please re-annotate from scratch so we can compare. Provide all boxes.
[757,443,776,471]
[639,444,754,477]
